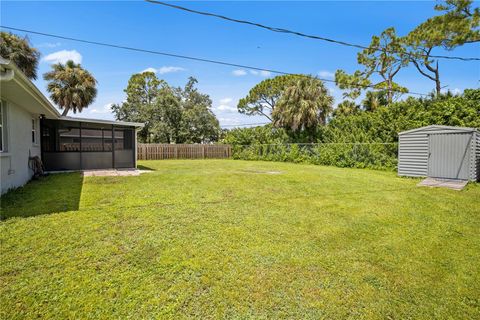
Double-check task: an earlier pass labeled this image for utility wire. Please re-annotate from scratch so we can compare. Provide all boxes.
[146,0,480,62]
[0,25,428,96]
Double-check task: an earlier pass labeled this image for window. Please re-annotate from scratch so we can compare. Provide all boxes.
[32,118,36,144]
[0,101,5,152]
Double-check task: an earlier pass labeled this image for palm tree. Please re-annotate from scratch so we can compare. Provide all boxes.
[0,32,40,80]
[43,60,97,116]
[272,76,333,132]
[333,100,359,117]
[362,91,388,112]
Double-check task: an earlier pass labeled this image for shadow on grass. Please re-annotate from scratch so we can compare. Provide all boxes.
[137,164,157,171]
[0,173,83,220]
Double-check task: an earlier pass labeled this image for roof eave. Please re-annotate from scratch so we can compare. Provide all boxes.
[60,116,145,128]
[1,58,144,128]
[0,58,61,119]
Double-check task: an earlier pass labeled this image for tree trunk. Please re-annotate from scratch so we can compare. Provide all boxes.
[387,80,393,104]
[434,61,441,97]
[61,108,69,116]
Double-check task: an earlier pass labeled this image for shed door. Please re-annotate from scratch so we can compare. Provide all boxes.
[428,133,471,180]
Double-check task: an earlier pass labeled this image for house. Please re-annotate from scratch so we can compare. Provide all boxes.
[0,58,144,194]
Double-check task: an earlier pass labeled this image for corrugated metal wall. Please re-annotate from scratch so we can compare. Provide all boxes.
[475,132,480,181]
[398,126,479,181]
[398,132,429,177]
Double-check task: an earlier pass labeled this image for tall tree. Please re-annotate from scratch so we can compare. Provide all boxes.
[272,76,333,140]
[43,60,97,116]
[0,32,40,80]
[237,74,303,120]
[175,77,220,143]
[112,74,220,143]
[112,71,163,142]
[150,85,182,143]
[405,0,480,96]
[335,27,409,103]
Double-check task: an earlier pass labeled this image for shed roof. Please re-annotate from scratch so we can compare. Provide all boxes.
[399,125,478,136]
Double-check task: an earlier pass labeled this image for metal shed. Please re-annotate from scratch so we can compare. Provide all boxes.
[398,125,480,181]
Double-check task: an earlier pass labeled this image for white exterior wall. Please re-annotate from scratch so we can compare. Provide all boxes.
[0,100,41,194]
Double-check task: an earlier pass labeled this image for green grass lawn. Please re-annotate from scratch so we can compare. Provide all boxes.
[1,160,479,319]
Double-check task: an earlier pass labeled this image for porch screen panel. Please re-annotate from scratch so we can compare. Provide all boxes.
[59,127,80,151]
[114,128,134,168]
[81,128,103,151]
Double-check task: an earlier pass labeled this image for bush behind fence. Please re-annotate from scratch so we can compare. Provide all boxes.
[232,143,398,170]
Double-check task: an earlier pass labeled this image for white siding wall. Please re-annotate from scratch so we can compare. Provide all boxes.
[398,133,429,177]
[0,100,41,194]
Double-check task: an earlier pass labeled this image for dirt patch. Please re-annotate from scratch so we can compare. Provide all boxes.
[239,169,283,175]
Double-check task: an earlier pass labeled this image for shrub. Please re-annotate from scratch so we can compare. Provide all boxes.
[223,89,479,170]
[233,143,398,170]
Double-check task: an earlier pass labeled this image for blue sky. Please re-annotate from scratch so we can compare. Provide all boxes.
[2,1,479,127]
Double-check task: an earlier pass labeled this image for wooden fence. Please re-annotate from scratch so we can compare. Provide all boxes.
[137,144,232,160]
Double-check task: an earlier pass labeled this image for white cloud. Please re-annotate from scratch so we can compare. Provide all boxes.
[158,66,186,74]
[250,70,271,77]
[218,117,241,124]
[216,105,237,112]
[452,88,462,95]
[141,67,157,73]
[90,103,114,114]
[36,42,61,48]
[232,69,247,76]
[141,66,186,74]
[42,50,82,64]
[318,70,335,79]
[220,97,233,104]
[214,97,238,112]
[233,69,270,77]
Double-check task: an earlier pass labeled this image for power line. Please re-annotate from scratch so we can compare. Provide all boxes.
[146,0,480,62]
[0,25,428,96]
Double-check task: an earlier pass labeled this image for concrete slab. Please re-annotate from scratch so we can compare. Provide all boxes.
[417,178,468,191]
[82,169,152,177]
